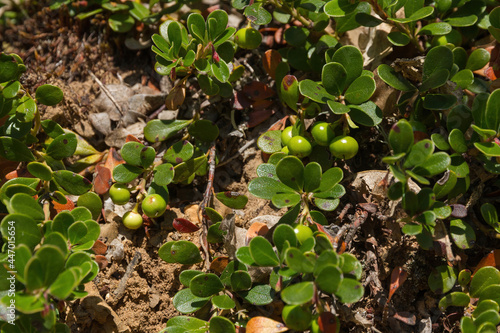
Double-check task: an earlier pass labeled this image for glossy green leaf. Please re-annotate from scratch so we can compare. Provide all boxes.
[281,75,299,111]
[144,119,192,143]
[474,142,500,157]
[330,45,363,86]
[164,140,194,164]
[2,80,20,99]
[322,62,347,96]
[159,240,203,265]
[324,0,358,17]
[474,300,500,319]
[377,64,416,92]
[450,218,476,249]
[276,156,304,192]
[419,68,449,92]
[230,271,252,291]
[179,270,204,287]
[25,245,65,291]
[27,162,52,181]
[428,265,457,294]
[173,155,207,183]
[53,170,92,195]
[334,2,370,34]
[249,236,279,267]
[433,170,457,199]
[257,130,282,154]
[8,193,44,220]
[438,292,470,311]
[172,288,210,314]
[335,278,364,304]
[244,3,271,25]
[215,192,248,209]
[190,273,224,297]
[35,84,63,106]
[209,316,236,333]
[447,104,473,133]
[448,129,467,153]
[285,247,314,273]
[486,89,500,132]
[412,152,450,177]
[481,203,499,232]
[389,119,414,154]
[391,6,434,23]
[1,213,41,250]
[112,164,143,183]
[470,267,500,298]
[109,13,134,32]
[237,284,274,306]
[451,69,474,89]
[299,79,335,104]
[423,46,453,81]
[16,95,36,121]
[248,176,295,200]
[349,101,383,126]
[387,31,410,46]
[46,132,78,160]
[188,120,219,143]
[281,281,314,305]
[402,222,423,235]
[418,22,452,35]
[344,76,376,104]
[303,162,322,193]
[431,133,450,151]
[423,94,457,110]
[207,222,226,244]
[403,139,434,169]
[466,48,490,71]
[0,136,35,161]
[474,309,500,329]
[152,163,174,186]
[220,260,248,287]
[236,246,257,266]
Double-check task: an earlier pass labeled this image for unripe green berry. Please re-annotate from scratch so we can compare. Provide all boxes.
[329,135,358,160]
[234,27,262,49]
[293,224,313,244]
[281,126,294,146]
[109,183,131,205]
[287,136,312,158]
[122,210,143,230]
[141,194,167,218]
[311,122,335,146]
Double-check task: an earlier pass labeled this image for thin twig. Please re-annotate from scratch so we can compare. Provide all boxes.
[109,251,141,305]
[199,144,217,270]
[216,138,256,168]
[88,70,124,116]
[345,209,369,249]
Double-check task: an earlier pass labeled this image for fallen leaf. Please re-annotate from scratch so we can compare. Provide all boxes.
[473,250,500,274]
[243,81,275,101]
[262,49,282,79]
[92,240,108,255]
[246,316,287,333]
[95,255,109,270]
[210,256,229,274]
[52,197,75,214]
[94,164,112,195]
[173,218,200,233]
[246,222,269,244]
[388,266,408,302]
[126,135,141,143]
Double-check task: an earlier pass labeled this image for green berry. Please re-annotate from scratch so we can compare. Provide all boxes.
[122,211,143,230]
[282,304,312,331]
[293,224,313,244]
[109,183,131,205]
[329,135,359,160]
[281,126,294,146]
[287,136,312,158]
[234,27,262,49]
[141,194,167,218]
[311,122,335,146]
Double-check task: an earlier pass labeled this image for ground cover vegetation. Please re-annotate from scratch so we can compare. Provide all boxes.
[0,0,500,331]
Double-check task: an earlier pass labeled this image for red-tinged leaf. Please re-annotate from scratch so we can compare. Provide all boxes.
[243,81,275,101]
[233,90,253,110]
[246,222,269,244]
[312,221,335,243]
[246,316,287,333]
[262,152,271,163]
[413,131,428,143]
[247,108,275,128]
[318,312,340,333]
[393,312,416,326]
[473,250,500,274]
[484,67,497,80]
[92,239,108,255]
[262,49,282,79]
[210,256,229,274]
[52,196,75,213]
[104,147,125,181]
[388,266,408,302]
[253,99,274,111]
[268,116,289,131]
[95,255,108,270]
[126,135,142,143]
[5,168,33,180]
[165,83,186,110]
[172,218,200,233]
[94,164,112,195]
